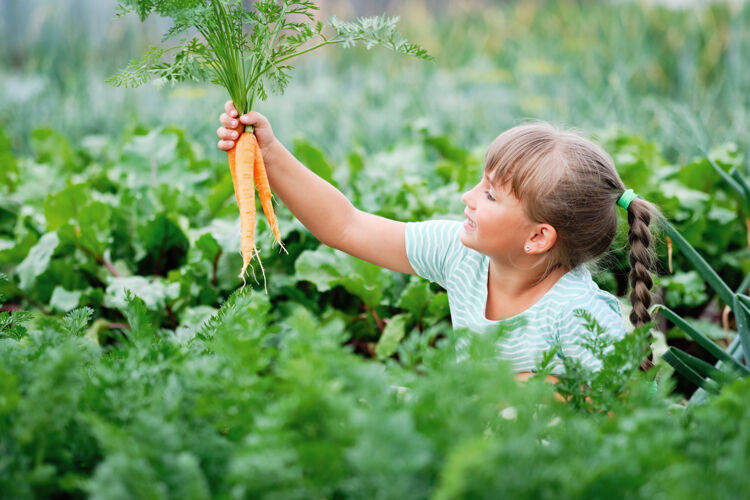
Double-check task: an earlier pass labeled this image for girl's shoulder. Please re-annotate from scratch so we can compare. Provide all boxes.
[552,265,620,307]
[404,219,473,290]
[406,218,463,240]
[548,265,627,336]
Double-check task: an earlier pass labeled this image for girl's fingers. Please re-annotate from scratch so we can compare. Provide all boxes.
[220,112,240,130]
[219,103,240,152]
[238,111,275,150]
[224,100,238,117]
[239,110,267,128]
[216,126,239,141]
[217,139,235,151]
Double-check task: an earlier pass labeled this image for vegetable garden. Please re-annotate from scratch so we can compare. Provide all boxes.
[1,0,749,498]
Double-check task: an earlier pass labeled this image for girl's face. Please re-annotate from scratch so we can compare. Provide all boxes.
[460,172,535,258]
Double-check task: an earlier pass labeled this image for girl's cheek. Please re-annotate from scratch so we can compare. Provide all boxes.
[475,213,485,229]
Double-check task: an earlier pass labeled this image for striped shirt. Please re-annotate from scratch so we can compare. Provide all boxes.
[405,219,628,374]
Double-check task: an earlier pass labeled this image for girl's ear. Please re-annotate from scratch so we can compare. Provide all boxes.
[526,224,558,254]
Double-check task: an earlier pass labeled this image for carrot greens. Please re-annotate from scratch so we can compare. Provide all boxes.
[108,0,433,115]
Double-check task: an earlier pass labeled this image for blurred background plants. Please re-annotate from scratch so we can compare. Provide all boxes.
[3,0,750,164]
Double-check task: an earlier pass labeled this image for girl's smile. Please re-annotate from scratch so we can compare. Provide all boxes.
[463,210,477,231]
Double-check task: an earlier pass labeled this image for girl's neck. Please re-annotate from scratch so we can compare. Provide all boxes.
[487,259,570,302]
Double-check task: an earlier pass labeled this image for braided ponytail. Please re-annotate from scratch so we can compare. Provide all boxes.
[626,198,655,327]
[622,196,662,370]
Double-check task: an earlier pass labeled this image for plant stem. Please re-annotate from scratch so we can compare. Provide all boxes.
[249,38,348,90]
[368,306,385,332]
[274,39,348,65]
[78,244,121,277]
[245,1,289,113]
[211,248,222,287]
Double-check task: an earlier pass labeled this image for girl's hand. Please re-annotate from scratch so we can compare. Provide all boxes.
[217,100,277,153]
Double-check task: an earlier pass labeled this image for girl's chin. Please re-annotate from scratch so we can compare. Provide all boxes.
[459,229,475,247]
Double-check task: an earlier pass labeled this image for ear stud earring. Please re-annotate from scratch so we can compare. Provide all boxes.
[525,245,531,252]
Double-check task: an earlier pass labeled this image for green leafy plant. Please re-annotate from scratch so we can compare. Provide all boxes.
[536,310,657,414]
[6,279,750,498]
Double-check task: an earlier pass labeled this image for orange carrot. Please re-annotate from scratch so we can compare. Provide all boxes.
[227,121,245,206]
[235,131,258,282]
[227,127,283,290]
[253,136,284,250]
[227,145,239,206]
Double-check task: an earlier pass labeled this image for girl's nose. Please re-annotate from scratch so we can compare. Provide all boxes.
[461,191,469,205]
[461,189,473,208]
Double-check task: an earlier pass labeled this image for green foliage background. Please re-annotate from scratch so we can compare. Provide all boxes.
[1,0,749,497]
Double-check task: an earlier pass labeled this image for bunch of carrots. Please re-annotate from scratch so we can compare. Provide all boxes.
[227,126,284,286]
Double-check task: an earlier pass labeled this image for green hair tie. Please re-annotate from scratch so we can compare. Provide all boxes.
[617,189,639,210]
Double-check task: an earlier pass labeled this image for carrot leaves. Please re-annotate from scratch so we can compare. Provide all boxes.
[108,0,432,114]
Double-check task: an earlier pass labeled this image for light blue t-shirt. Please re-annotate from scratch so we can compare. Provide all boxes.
[405,220,628,374]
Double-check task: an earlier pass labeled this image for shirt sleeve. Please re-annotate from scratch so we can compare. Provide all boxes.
[553,291,628,372]
[404,220,464,289]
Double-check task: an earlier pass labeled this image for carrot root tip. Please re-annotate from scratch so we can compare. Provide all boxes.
[255,246,268,295]
[237,246,268,294]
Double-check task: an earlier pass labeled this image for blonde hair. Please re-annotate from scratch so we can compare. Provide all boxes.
[484,121,662,331]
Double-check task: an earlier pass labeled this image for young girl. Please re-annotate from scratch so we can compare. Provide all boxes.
[216,102,659,377]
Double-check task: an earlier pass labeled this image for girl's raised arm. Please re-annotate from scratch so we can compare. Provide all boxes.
[218,104,416,276]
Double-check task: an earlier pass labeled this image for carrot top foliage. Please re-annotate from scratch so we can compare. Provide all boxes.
[109,0,433,114]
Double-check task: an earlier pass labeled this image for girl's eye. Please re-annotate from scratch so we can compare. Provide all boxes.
[484,191,495,201]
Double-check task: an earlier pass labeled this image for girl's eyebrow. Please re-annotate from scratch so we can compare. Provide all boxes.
[482,173,494,188]
[482,175,498,197]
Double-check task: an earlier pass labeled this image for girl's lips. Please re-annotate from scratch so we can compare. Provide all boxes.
[463,217,476,231]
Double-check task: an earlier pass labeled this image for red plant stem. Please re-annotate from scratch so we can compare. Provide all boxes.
[369,306,385,332]
[78,245,121,277]
[212,248,222,287]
